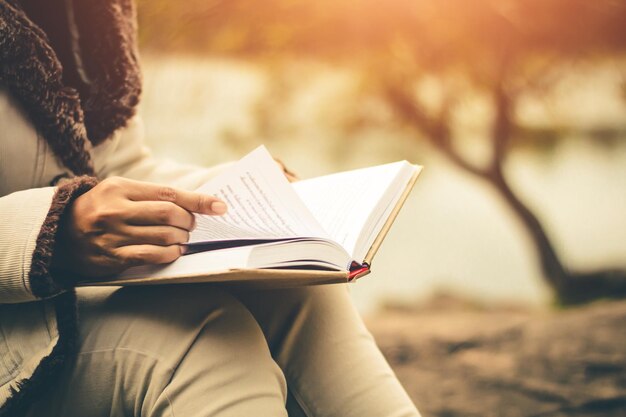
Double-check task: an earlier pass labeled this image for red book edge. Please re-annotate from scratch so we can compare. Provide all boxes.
[348,262,371,282]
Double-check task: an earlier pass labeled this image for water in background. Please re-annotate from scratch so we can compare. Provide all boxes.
[140,56,626,314]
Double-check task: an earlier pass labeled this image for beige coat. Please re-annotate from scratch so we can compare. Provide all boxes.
[0,88,226,407]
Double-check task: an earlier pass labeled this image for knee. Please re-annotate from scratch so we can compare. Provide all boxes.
[235,283,366,339]
[149,286,289,414]
[259,284,356,320]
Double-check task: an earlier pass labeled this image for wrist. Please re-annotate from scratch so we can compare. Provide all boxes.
[50,199,77,278]
[29,176,99,298]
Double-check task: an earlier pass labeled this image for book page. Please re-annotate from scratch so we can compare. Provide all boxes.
[293,161,413,258]
[189,146,328,244]
[357,165,420,264]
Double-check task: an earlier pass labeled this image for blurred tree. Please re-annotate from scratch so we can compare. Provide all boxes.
[135,0,626,304]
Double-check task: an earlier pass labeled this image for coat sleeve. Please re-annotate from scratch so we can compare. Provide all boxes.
[0,87,99,304]
[0,177,98,304]
[93,116,232,190]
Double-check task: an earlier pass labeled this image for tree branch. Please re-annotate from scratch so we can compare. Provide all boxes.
[383,82,491,179]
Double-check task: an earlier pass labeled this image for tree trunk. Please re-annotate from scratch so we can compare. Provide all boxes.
[486,166,569,293]
[481,87,626,305]
[383,80,626,305]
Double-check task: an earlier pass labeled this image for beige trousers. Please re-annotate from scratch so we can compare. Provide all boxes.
[26,284,420,417]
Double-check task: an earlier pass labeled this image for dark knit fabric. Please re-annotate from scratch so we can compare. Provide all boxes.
[69,0,142,145]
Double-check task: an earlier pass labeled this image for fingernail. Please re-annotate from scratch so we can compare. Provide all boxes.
[210,201,228,215]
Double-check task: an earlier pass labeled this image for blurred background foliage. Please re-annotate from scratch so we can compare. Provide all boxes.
[134,0,626,311]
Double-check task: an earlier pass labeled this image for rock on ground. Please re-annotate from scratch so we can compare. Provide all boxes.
[366,298,626,417]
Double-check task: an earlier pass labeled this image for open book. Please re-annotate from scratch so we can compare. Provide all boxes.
[83,146,421,287]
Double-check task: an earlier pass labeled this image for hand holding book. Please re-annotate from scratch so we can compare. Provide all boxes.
[52,176,228,281]
[80,146,421,287]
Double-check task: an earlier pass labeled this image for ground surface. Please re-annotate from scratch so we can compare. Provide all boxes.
[366,297,626,417]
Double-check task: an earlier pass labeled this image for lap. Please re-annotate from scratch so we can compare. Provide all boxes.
[74,285,259,363]
[26,284,419,417]
[27,285,288,417]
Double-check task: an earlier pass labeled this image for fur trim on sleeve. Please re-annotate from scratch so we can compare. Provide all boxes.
[29,176,99,299]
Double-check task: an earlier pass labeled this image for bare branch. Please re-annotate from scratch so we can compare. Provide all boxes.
[383,82,491,179]
[490,80,513,173]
